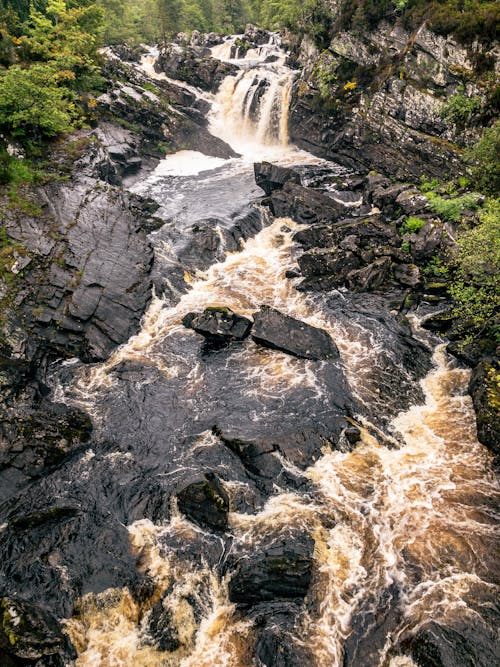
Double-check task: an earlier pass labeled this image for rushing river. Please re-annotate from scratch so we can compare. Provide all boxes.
[15,33,500,666]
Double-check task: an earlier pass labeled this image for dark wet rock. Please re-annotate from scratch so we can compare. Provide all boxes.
[244,24,271,46]
[344,426,361,445]
[109,44,145,62]
[293,216,398,252]
[270,182,346,224]
[0,596,76,664]
[155,43,238,92]
[469,359,500,457]
[343,585,401,667]
[397,618,500,667]
[394,263,420,287]
[189,31,224,48]
[176,472,230,530]
[298,247,360,279]
[227,533,314,605]
[252,306,339,360]
[252,601,312,667]
[146,600,181,652]
[346,256,392,291]
[214,428,283,481]
[420,309,456,334]
[0,403,92,478]
[254,162,301,196]
[183,307,252,345]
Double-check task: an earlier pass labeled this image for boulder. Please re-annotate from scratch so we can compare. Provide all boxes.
[183,307,252,344]
[298,247,361,279]
[346,256,392,291]
[254,162,301,196]
[227,534,314,605]
[468,359,500,457]
[176,472,230,530]
[270,182,346,224]
[252,306,339,360]
[245,24,271,46]
[0,597,76,664]
[397,619,499,667]
[155,43,238,92]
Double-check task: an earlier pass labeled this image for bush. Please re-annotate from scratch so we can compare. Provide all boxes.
[440,89,482,128]
[401,216,426,234]
[449,199,500,343]
[466,120,500,197]
[0,64,77,140]
[426,192,483,222]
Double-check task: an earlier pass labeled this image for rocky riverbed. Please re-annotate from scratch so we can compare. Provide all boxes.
[0,23,498,667]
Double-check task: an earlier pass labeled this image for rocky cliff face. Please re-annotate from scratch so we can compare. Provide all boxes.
[289,19,497,179]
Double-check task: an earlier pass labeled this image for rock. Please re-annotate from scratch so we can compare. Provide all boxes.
[0,402,93,478]
[411,221,445,262]
[254,162,301,196]
[394,263,420,287]
[146,600,181,652]
[420,309,456,334]
[252,306,339,360]
[397,619,500,667]
[227,533,314,605]
[176,472,229,531]
[395,189,429,215]
[0,597,76,664]
[344,426,361,445]
[468,359,500,457]
[244,24,270,46]
[182,307,252,344]
[270,182,346,224]
[155,43,238,92]
[346,257,393,291]
[252,602,312,667]
[298,247,360,279]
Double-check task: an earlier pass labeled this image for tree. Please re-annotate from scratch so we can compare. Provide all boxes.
[0,63,77,140]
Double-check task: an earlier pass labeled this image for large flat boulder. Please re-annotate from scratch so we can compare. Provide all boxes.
[254,162,301,196]
[227,534,314,605]
[252,306,339,360]
[183,307,252,343]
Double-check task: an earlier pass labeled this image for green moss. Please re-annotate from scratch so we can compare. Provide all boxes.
[401,216,426,234]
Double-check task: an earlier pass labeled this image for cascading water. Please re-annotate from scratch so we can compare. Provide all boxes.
[11,30,498,667]
[209,34,296,150]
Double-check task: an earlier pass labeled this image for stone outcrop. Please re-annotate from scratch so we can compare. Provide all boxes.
[252,306,340,360]
[289,21,488,179]
[155,43,238,92]
[183,307,252,345]
[176,472,230,530]
[227,533,314,605]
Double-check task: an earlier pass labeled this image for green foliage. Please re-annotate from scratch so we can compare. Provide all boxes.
[0,63,77,140]
[465,120,500,197]
[440,87,482,129]
[0,0,104,145]
[426,192,483,222]
[401,216,426,234]
[449,198,500,342]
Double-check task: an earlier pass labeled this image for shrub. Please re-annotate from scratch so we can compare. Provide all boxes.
[401,216,426,234]
[0,63,77,140]
[465,120,500,197]
[426,192,483,222]
[440,88,482,128]
[449,199,500,342]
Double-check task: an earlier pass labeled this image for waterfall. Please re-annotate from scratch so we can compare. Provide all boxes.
[209,34,296,152]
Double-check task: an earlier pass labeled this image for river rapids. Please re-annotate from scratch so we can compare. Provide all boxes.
[5,33,499,667]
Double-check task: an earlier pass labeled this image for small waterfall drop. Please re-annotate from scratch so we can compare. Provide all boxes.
[209,34,296,153]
